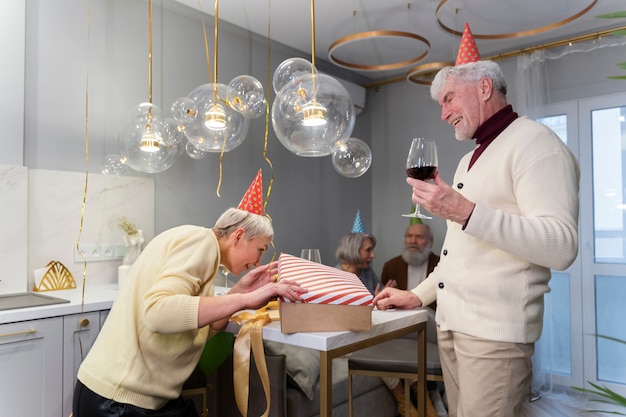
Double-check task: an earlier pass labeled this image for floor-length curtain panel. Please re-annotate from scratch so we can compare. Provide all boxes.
[514,50,553,397]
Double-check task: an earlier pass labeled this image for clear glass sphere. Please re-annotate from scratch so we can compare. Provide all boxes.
[185,141,207,160]
[181,83,250,153]
[102,154,127,176]
[271,73,355,157]
[331,137,372,178]
[227,75,266,119]
[119,122,178,173]
[131,102,162,126]
[170,97,197,124]
[272,57,316,94]
[156,117,184,147]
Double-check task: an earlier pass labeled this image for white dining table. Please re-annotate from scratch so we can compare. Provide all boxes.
[226,305,429,417]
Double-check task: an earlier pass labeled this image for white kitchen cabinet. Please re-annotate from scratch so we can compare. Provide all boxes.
[0,316,64,417]
[0,305,213,417]
[99,309,110,327]
[62,311,102,417]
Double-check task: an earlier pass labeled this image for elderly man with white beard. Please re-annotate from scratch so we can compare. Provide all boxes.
[380,221,445,417]
[381,222,440,310]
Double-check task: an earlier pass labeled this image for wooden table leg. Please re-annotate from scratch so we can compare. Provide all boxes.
[314,316,426,417]
[417,323,426,417]
[319,350,332,417]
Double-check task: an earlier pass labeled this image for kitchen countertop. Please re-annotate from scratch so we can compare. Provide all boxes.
[0,284,118,324]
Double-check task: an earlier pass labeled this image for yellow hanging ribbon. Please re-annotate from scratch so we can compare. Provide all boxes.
[229,302,280,417]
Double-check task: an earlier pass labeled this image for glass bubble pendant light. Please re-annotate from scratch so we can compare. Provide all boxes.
[271,0,355,157]
[170,0,264,154]
[119,0,177,173]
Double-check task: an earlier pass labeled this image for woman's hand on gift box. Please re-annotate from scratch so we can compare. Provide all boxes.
[199,270,306,329]
[227,261,307,310]
[241,279,308,310]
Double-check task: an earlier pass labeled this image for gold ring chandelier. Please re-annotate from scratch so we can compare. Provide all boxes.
[406,61,455,85]
[328,30,430,72]
[435,0,599,40]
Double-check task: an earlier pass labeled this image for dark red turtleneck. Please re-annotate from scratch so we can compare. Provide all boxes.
[468,104,519,171]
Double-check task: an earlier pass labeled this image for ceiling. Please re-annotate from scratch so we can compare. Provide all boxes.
[171,0,626,85]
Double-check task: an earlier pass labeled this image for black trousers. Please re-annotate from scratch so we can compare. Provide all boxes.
[72,380,200,417]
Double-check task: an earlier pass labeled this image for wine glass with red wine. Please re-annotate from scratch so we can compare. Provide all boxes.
[401,138,438,219]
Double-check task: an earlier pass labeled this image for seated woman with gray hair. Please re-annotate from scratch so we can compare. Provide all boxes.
[335,232,396,296]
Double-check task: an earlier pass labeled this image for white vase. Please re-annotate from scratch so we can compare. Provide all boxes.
[122,230,144,266]
[118,265,131,289]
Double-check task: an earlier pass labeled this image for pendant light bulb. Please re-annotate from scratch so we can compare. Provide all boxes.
[302,101,327,126]
[204,103,227,130]
[140,124,161,152]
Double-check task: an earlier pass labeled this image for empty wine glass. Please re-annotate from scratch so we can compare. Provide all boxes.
[402,138,438,219]
[216,266,230,295]
[300,249,322,263]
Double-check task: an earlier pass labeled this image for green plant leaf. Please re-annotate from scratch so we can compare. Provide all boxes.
[572,381,626,415]
[584,410,626,415]
[597,11,626,19]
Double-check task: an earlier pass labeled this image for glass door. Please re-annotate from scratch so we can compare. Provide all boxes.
[534,94,626,398]
[534,102,584,390]
[579,94,626,397]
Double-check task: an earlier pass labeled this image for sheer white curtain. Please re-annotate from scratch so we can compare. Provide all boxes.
[515,49,553,400]
[514,36,626,119]
[515,49,547,120]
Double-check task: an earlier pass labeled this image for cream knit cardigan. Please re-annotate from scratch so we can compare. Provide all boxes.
[413,116,580,344]
[78,225,220,410]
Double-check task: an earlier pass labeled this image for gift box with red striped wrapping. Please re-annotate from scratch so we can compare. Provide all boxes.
[277,253,373,333]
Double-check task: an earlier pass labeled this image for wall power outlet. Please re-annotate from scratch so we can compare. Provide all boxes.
[74,244,126,263]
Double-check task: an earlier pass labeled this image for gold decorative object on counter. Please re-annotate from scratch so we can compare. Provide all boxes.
[33,260,76,292]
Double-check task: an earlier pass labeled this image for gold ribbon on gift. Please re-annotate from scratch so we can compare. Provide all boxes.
[229,301,280,417]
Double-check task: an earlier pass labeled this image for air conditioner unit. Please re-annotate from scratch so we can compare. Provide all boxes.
[333,76,367,116]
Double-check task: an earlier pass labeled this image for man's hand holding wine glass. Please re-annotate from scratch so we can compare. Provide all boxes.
[407,173,476,225]
[402,138,439,218]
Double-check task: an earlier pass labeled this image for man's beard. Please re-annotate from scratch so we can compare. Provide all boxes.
[401,246,430,266]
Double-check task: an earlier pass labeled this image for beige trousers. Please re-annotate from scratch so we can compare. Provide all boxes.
[438,329,534,417]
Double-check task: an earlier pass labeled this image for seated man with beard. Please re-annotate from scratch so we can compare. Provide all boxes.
[381,221,446,417]
[381,222,440,311]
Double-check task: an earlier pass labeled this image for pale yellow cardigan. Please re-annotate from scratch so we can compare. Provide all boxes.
[78,225,219,410]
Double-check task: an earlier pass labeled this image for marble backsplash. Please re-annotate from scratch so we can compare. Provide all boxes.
[0,165,28,293]
[0,165,154,294]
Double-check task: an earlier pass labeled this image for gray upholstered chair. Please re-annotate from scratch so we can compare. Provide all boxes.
[347,308,442,417]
